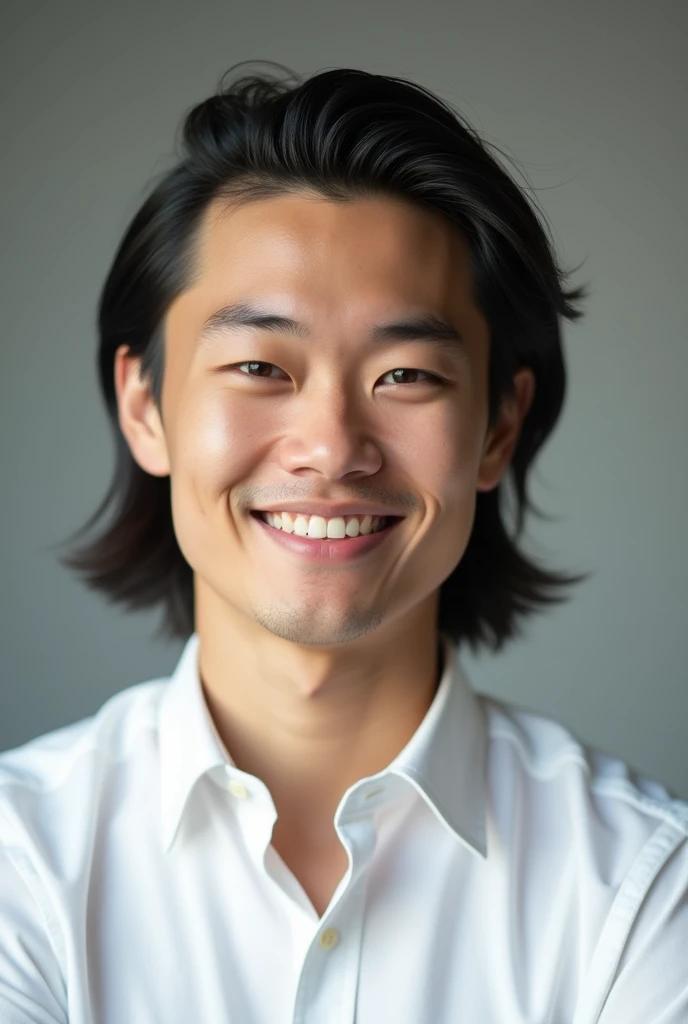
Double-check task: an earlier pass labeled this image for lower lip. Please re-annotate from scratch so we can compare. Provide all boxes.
[250,512,403,564]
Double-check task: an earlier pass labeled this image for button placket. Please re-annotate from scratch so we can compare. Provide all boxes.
[292,842,371,1024]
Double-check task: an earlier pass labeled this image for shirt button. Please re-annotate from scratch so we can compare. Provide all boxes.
[319,928,340,950]
[227,780,248,799]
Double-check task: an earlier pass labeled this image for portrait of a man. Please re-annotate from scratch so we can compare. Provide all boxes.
[1,49,686,1024]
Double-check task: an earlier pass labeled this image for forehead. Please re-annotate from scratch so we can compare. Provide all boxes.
[190,192,477,314]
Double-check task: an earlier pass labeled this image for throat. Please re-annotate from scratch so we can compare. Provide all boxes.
[271,824,350,919]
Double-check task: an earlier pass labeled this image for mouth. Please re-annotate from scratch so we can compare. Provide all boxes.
[248,510,404,563]
[249,510,403,536]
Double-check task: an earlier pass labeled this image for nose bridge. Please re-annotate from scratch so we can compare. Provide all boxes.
[303,372,367,443]
[317,367,356,414]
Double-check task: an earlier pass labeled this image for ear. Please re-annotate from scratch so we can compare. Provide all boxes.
[114,344,170,478]
[476,367,536,493]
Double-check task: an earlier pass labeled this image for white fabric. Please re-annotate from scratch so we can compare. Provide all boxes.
[1,632,687,1023]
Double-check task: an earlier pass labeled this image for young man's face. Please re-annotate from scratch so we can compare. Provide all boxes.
[117,192,533,647]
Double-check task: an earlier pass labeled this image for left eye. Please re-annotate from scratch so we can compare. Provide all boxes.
[381,368,439,385]
[231,362,442,385]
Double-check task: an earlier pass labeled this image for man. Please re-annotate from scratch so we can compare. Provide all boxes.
[1,62,686,1022]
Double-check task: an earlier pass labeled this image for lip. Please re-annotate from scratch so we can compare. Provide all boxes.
[252,502,405,519]
[250,510,403,564]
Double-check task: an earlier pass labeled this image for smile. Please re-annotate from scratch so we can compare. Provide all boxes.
[249,510,403,564]
[254,510,397,538]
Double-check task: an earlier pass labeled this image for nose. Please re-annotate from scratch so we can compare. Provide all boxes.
[277,385,383,480]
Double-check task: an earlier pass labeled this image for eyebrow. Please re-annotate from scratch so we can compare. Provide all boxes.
[199,302,466,358]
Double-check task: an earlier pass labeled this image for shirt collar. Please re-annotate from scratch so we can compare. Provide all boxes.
[159,631,487,859]
[386,631,487,859]
[159,634,228,852]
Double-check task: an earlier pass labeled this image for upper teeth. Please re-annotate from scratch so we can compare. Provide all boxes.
[261,512,387,539]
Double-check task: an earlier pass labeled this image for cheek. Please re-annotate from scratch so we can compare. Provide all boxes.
[166,390,264,567]
[173,389,265,496]
[402,400,484,573]
[398,398,485,508]
[379,400,484,605]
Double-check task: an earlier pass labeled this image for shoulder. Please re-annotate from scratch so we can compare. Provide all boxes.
[479,696,688,1016]
[481,694,687,828]
[480,695,688,977]
[0,677,167,851]
[480,694,688,854]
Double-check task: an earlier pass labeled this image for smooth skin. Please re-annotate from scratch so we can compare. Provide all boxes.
[115,192,535,916]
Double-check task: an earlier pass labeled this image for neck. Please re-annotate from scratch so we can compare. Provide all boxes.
[195,589,443,830]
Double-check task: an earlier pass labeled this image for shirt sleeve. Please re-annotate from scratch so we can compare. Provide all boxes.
[595,828,688,1024]
[0,842,67,1024]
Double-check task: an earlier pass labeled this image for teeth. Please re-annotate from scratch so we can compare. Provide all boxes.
[263,512,387,538]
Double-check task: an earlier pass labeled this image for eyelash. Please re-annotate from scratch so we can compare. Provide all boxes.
[227,362,445,387]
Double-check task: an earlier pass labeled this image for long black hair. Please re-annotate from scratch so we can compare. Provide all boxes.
[56,60,589,651]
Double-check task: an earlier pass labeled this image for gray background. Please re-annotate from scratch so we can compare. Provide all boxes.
[2,1,686,797]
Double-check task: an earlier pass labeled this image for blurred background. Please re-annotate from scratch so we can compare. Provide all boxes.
[1,0,686,796]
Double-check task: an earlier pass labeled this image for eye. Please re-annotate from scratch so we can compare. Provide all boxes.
[231,362,444,386]
[380,368,442,386]
[234,361,287,379]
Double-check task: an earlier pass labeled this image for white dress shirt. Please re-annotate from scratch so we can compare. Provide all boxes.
[1,631,687,1023]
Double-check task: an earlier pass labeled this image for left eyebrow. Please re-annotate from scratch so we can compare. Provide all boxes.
[198,301,467,358]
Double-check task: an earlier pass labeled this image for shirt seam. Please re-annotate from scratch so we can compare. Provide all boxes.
[488,726,688,835]
[573,820,686,1022]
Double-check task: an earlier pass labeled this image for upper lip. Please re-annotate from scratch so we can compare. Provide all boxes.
[251,502,405,519]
